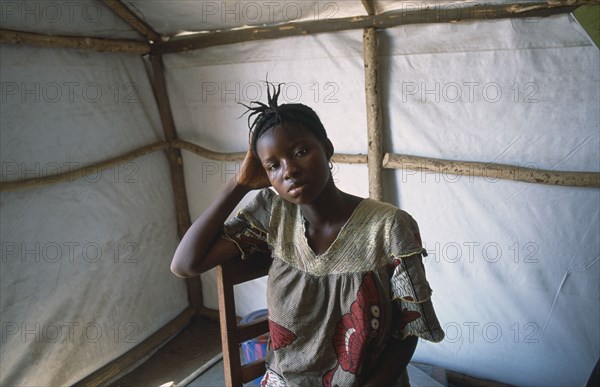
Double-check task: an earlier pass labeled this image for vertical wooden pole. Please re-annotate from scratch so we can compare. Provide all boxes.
[363,27,384,201]
[149,54,202,311]
[364,16,409,387]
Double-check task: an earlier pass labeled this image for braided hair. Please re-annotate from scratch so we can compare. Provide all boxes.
[241,82,329,158]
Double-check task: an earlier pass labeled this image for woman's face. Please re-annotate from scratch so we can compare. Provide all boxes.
[256,122,333,205]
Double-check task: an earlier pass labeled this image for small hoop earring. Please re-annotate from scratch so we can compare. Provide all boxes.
[329,161,334,170]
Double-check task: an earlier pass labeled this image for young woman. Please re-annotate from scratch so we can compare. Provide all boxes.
[171,84,444,386]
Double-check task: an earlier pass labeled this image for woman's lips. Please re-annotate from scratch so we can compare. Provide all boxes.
[288,183,306,196]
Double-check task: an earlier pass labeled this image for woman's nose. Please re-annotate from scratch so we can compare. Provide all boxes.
[283,161,301,180]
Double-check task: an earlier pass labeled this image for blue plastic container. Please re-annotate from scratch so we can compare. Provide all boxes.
[240,309,269,385]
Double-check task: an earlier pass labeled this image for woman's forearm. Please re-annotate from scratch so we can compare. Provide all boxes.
[362,335,418,387]
[170,178,250,278]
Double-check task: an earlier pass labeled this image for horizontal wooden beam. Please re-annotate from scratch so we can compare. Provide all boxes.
[154,1,593,54]
[175,140,599,188]
[2,139,597,192]
[173,139,246,162]
[383,153,600,188]
[173,139,365,164]
[0,142,168,192]
[2,2,595,54]
[0,29,149,54]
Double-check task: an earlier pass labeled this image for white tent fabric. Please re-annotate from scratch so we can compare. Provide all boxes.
[1,1,598,387]
[124,0,549,36]
[382,16,600,386]
[0,0,142,39]
[0,46,188,385]
[128,0,368,35]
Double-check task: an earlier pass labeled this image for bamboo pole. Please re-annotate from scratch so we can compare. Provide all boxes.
[73,307,195,387]
[0,142,168,192]
[383,153,600,188]
[153,2,590,54]
[0,29,149,54]
[363,27,384,201]
[102,0,161,43]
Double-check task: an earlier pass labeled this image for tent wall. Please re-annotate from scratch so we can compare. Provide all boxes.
[0,46,188,386]
[1,1,598,386]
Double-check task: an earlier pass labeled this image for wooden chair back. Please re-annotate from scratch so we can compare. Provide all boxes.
[216,254,271,386]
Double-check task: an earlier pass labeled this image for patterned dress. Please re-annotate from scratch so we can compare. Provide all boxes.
[222,188,444,387]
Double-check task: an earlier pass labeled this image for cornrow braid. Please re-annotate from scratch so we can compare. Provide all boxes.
[240,82,329,157]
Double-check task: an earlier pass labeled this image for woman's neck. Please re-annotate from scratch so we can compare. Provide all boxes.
[299,182,362,230]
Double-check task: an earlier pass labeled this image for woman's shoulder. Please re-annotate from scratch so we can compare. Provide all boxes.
[246,187,280,210]
[361,198,415,223]
[347,198,416,240]
[233,188,278,231]
[254,187,275,200]
[359,199,424,255]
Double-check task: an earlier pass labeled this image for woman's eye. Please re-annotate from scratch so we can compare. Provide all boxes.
[267,163,279,171]
[295,148,307,157]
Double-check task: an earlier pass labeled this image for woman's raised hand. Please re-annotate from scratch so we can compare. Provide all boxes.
[173,148,264,278]
[236,148,271,190]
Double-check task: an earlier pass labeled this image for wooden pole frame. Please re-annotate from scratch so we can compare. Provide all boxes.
[0,142,168,192]
[383,153,600,188]
[363,27,384,201]
[3,141,597,192]
[1,2,595,55]
[153,1,593,54]
[0,29,149,54]
[148,55,202,315]
[148,55,191,239]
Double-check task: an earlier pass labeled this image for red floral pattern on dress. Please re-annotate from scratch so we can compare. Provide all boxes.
[260,372,269,387]
[268,319,297,350]
[261,370,286,387]
[399,309,421,331]
[322,367,336,387]
[322,272,383,386]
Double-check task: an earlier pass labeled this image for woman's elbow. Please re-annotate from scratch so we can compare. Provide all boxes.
[170,258,199,278]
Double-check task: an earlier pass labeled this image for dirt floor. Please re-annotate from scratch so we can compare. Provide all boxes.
[110,315,222,387]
